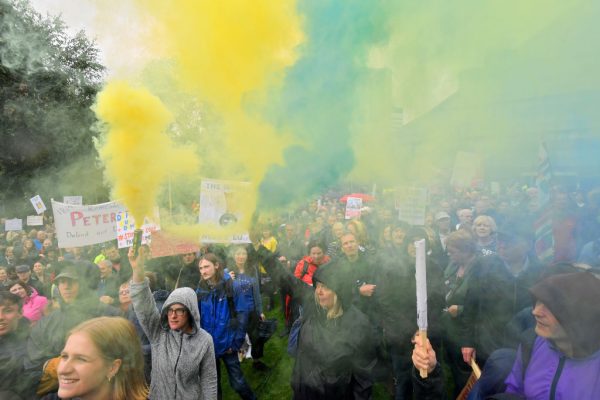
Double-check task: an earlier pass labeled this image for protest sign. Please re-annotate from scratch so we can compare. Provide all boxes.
[199,179,251,243]
[5,219,23,231]
[30,195,46,214]
[52,199,126,248]
[396,187,428,226]
[63,196,83,206]
[116,208,161,249]
[26,215,44,226]
[344,197,363,219]
[150,230,200,258]
[450,151,484,188]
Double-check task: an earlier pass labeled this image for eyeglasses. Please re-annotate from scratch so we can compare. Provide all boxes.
[167,308,187,316]
[119,289,129,295]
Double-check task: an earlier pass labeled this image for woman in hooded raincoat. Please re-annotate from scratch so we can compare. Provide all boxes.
[258,245,377,399]
[129,247,218,400]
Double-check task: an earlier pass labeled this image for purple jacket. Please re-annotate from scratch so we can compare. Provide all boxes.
[505,336,600,400]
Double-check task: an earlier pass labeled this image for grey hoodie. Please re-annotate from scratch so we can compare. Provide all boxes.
[130,279,217,400]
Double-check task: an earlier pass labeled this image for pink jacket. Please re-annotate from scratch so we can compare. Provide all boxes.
[22,289,48,322]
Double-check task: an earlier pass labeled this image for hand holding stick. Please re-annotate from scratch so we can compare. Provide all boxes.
[128,244,147,283]
[412,332,436,376]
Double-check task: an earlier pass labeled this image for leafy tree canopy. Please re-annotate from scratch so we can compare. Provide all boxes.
[0,0,107,215]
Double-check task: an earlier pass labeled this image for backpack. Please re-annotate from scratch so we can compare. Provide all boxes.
[287,314,304,357]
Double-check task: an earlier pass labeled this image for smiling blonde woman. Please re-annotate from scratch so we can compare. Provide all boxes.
[42,316,148,400]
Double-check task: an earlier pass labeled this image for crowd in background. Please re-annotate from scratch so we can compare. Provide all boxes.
[1,181,599,399]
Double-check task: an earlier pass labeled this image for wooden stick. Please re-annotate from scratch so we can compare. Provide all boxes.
[470,357,482,379]
[419,329,428,378]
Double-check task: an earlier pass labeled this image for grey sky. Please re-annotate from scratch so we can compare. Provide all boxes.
[29,0,155,77]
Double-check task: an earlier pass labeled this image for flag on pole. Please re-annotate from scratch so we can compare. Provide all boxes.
[534,142,554,263]
[535,142,552,205]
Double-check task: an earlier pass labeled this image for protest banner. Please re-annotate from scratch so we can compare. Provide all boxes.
[396,187,428,226]
[150,230,200,258]
[51,199,126,248]
[199,178,251,243]
[30,195,46,214]
[344,197,363,219]
[26,215,44,226]
[5,218,23,231]
[63,196,83,206]
[116,208,161,249]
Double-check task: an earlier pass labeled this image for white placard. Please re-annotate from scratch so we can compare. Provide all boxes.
[199,178,251,243]
[115,209,160,249]
[63,196,83,206]
[26,215,44,226]
[5,219,23,231]
[51,199,126,248]
[345,197,363,220]
[30,195,47,214]
[396,187,428,226]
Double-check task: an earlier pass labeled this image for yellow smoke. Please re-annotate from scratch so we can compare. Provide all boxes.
[95,81,198,227]
[94,1,303,237]
[144,0,303,233]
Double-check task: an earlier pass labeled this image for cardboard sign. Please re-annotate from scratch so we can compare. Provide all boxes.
[115,209,160,249]
[5,218,23,231]
[396,187,428,226]
[52,199,126,248]
[150,231,200,258]
[345,197,363,219]
[63,196,83,206]
[26,215,44,226]
[30,195,46,214]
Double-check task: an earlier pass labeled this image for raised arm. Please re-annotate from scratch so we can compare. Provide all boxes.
[251,245,314,304]
[128,247,163,343]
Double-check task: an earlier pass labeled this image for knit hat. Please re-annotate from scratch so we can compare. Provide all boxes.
[530,272,600,357]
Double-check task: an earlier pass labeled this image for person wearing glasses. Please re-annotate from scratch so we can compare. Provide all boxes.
[129,247,218,400]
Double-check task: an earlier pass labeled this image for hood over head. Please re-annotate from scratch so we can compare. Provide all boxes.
[160,287,201,334]
[312,264,351,307]
[530,271,600,357]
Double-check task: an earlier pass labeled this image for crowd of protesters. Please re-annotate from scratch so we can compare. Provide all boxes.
[0,181,599,399]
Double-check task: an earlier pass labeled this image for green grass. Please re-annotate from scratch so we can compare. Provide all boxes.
[219,305,294,399]
[219,303,395,400]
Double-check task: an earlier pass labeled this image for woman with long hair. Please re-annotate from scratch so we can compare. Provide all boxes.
[42,316,148,400]
[228,245,270,371]
[9,280,48,323]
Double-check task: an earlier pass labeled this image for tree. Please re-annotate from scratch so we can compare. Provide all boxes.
[0,0,107,215]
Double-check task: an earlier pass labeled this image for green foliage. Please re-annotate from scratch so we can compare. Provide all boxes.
[0,0,107,214]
